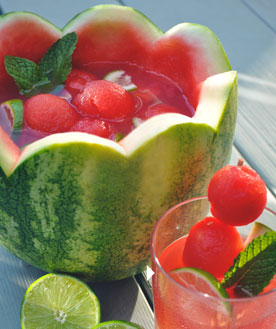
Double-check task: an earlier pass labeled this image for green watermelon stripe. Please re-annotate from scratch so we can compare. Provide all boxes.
[0,5,237,281]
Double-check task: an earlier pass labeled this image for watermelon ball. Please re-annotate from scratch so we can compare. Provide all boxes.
[208,165,267,226]
[70,117,111,138]
[65,69,97,96]
[183,216,244,278]
[24,94,79,134]
[72,80,135,121]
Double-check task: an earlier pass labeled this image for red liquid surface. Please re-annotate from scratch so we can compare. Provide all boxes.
[3,62,195,147]
[153,236,276,329]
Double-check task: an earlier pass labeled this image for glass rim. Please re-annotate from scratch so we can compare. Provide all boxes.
[151,196,276,303]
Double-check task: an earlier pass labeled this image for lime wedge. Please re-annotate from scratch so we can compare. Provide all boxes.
[170,267,231,315]
[92,320,144,329]
[0,99,23,132]
[244,222,273,247]
[20,273,101,329]
[132,117,144,127]
[103,70,137,91]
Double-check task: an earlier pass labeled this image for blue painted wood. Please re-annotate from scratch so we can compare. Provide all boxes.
[242,0,276,33]
[0,1,275,328]
[0,246,154,329]
[0,0,119,28]
[123,0,276,196]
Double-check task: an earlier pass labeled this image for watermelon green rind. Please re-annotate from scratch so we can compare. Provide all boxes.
[195,71,238,166]
[0,11,62,100]
[164,23,231,75]
[0,5,238,281]
[63,4,162,37]
[63,5,162,67]
[0,126,20,176]
[0,10,61,33]
[0,72,237,281]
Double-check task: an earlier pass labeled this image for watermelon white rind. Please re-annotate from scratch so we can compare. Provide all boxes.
[0,5,237,281]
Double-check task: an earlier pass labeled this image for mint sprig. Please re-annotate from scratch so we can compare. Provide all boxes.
[221,232,276,297]
[4,32,77,97]
[4,57,47,96]
[114,132,125,142]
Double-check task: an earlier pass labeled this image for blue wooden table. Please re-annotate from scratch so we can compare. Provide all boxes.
[0,1,275,328]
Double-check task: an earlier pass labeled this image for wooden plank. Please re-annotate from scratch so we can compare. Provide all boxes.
[0,0,119,28]
[235,68,276,196]
[0,246,154,329]
[230,147,276,212]
[0,2,275,326]
[242,0,276,32]
[123,0,276,196]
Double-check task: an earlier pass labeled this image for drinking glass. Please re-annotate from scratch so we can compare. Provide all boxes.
[151,196,276,329]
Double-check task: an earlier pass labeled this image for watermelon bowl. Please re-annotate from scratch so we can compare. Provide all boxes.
[0,5,237,281]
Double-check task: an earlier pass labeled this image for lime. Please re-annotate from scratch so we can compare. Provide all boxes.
[0,99,24,131]
[132,117,144,127]
[92,320,144,329]
[244,222,273,247]
[170,267,231,315]
[103,70,137,91]
[20,273,101,329]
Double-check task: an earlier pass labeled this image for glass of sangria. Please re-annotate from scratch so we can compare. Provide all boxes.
[151,196,276,329]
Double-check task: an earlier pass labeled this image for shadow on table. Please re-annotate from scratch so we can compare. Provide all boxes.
[0,247,47,328]
[1,246,142,324]
[91,278,139,321]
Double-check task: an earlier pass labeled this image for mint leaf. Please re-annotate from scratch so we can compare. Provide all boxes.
[39,32,77,89]
[4,32,78,96]
[221,232,276,297]
[115,132,125,142]
[4,56,46,96]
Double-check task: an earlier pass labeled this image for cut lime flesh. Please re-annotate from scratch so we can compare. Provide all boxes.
[92,320,144,329]
[21,273,101,329]
[170,267,231,315]
[132,117,144,127]
[103,70,137,91]
[244,222,273,247]
[0,99,23,131]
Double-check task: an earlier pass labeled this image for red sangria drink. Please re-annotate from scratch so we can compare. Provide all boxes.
[1,61,194,147]
[151,197,276,329]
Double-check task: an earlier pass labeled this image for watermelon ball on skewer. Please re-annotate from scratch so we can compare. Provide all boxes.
[72,80,135,121]
[24,94,79,134]
[182,216,244,278]
[208,164,267,226]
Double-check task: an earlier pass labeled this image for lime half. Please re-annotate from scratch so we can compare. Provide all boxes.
[21,273,101,329]
[170,267,231,315]
[92,320,144,329]
[103,70,137,91]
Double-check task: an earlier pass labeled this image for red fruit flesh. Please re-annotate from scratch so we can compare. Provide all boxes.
[71,89,99,118]
[70,117,111,138]
[24,94,79,134]
[65,69,97,96]
[145,103,182,119]
[72,80,135,120]
[183,216,244,278]
[208,165,267,226]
